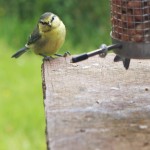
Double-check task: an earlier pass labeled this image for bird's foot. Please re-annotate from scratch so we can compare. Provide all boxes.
[43,56,54,61]
[39,54,53,61]
[55,51,71,57]
[63,51,71,57]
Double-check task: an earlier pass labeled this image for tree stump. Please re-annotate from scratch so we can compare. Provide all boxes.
[42,54,150,150]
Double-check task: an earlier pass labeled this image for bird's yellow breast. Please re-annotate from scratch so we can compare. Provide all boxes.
[33,21,66,56]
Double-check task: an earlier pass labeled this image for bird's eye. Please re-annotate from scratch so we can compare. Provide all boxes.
[51,16,55,22]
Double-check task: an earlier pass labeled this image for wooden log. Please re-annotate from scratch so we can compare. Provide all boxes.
[42,54,150,150]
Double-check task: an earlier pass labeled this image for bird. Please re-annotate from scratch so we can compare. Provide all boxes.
[114,55,130,70]
[11,12,66,59]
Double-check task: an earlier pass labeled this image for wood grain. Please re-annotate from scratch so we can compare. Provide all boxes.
[42,54,150,150]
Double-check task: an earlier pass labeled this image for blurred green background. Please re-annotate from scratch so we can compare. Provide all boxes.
[0,0,111,149]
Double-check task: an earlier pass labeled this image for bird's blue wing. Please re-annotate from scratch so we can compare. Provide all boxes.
[27,25,41,45]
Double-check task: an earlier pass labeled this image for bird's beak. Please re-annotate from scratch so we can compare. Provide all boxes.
[48,22,52,27]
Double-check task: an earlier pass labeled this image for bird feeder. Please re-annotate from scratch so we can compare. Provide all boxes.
[72,0,150,69]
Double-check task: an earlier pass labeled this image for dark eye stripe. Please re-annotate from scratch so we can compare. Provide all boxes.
[39,21,48,25]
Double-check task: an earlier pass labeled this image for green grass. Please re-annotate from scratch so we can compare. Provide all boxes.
[0,40,46,150]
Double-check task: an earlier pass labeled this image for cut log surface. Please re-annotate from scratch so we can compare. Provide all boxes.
[42,54,150,150]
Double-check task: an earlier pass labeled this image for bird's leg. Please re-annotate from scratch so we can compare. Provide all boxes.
[63,51,71,57]
[54,54,63,57]
[39,54,54,61]
[54,51,71,57]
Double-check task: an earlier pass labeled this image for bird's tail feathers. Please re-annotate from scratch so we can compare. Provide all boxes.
[11,47,29,58]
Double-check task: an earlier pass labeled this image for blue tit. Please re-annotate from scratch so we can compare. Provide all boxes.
[12,12,66,59]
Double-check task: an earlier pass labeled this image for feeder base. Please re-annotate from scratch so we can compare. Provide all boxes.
[111,36,150,59]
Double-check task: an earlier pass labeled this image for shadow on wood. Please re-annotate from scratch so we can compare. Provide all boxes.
[42,54,150,150]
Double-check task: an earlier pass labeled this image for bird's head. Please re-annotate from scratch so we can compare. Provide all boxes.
[38,12,61,32]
